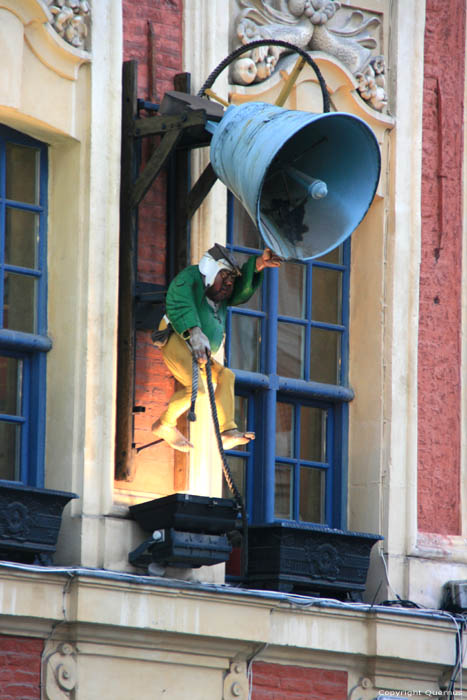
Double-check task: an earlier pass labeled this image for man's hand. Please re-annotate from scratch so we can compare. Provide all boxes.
[189,326,211,365]
[256,247,282,271]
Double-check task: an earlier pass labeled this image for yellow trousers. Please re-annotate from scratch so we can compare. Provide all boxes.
[157,322,237,433]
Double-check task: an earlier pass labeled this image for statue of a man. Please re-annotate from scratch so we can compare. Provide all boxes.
[152,243,281,452]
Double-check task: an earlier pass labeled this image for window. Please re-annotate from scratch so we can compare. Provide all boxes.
[0,126,49,485]
[224,195,352,528]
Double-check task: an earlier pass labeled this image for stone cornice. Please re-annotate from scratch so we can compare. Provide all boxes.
[0,566,461,675]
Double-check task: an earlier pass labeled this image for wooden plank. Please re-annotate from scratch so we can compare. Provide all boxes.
[131,109,207,138]
[171,73,191,490]
[186,163,218,221]
[115,60,138,482]
[130,128,182,208]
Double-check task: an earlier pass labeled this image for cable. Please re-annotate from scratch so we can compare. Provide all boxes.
[197,39,331,114]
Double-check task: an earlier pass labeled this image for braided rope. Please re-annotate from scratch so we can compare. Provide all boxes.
[197,39,330,114]
[205,358,248,575]
[188,354,199,422]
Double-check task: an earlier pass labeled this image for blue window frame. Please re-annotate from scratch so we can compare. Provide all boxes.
[224,194,353,529]
[0,125,50,486]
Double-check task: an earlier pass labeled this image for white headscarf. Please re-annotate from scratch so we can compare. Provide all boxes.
[198,253,234,288]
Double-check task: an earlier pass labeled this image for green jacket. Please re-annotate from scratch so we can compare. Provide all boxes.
[165,256,263,353]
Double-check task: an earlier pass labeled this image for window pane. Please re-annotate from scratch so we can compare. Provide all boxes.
[0,421,21,480]
[276,402,294,457]
[300,406,326,462]
[6,143,39,204]
[6,208,39,269]
[277,322,304,378]
[231,199,262,249]
[316,246,342,264]
[0,356,22,415]
[223,455,246,500]
[312,267,342,324]
[309,328,341,384]
[278,262,306,318]
[230,314,261,372]
[299,467,325,523]
[4,272,37,333]
[274,463,292,519]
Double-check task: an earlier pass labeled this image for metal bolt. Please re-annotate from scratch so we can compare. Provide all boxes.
[231,681,242,697]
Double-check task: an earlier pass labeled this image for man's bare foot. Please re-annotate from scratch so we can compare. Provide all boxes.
[152,420,193,452]
[221,429,255,450]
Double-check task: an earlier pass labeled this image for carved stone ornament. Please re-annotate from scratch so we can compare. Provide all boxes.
[223,661,249,700]
[43,642,78,700]
[231,0,387,111]
[46,0,91,50]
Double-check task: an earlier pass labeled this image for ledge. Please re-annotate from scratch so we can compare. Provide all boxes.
[0,562,462,678]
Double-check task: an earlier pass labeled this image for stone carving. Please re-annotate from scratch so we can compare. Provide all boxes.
[46,0,91,50]
[0,501,32,540]
[305,541,341,580]
[231,0,387,111]
[43,642,78,700]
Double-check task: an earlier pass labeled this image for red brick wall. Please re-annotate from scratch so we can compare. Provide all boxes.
[251,662,348,700]
[418,0,465,533]
[0,636,43,700]
[118,1,184,490]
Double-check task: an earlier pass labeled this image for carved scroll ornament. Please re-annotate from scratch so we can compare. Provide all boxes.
[231,0,387,111]
[46,0,91,50]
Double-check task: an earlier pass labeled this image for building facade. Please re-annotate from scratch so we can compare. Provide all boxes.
[0,1,466,698]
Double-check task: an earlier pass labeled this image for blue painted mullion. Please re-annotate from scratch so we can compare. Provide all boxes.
[293,404,301,521]
[230,307,266,319]
[231,243,263,256]
[225,307,232,366]
[37,140,48,336]
[312,261,346,272]
[0,413,26,424]
[5,199,43,213]
[262,267,278,523]
[19,356,30,483]
[245,393,255,522]
[325,407,334,525]
[4,265,41,277]
[0,139,5,331]
[340,241,351,384]
[310,320,346,332]
[304,261,312,382]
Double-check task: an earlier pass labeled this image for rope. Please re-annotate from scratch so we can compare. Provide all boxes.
[188,354,199,422]
[197,39,331,114]
[205,358,249,576]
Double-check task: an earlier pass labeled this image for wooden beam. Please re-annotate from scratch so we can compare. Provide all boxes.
[186,163,218,221]
[130,128,182,208]
[115,60,138,482]
[131,109,207,139]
